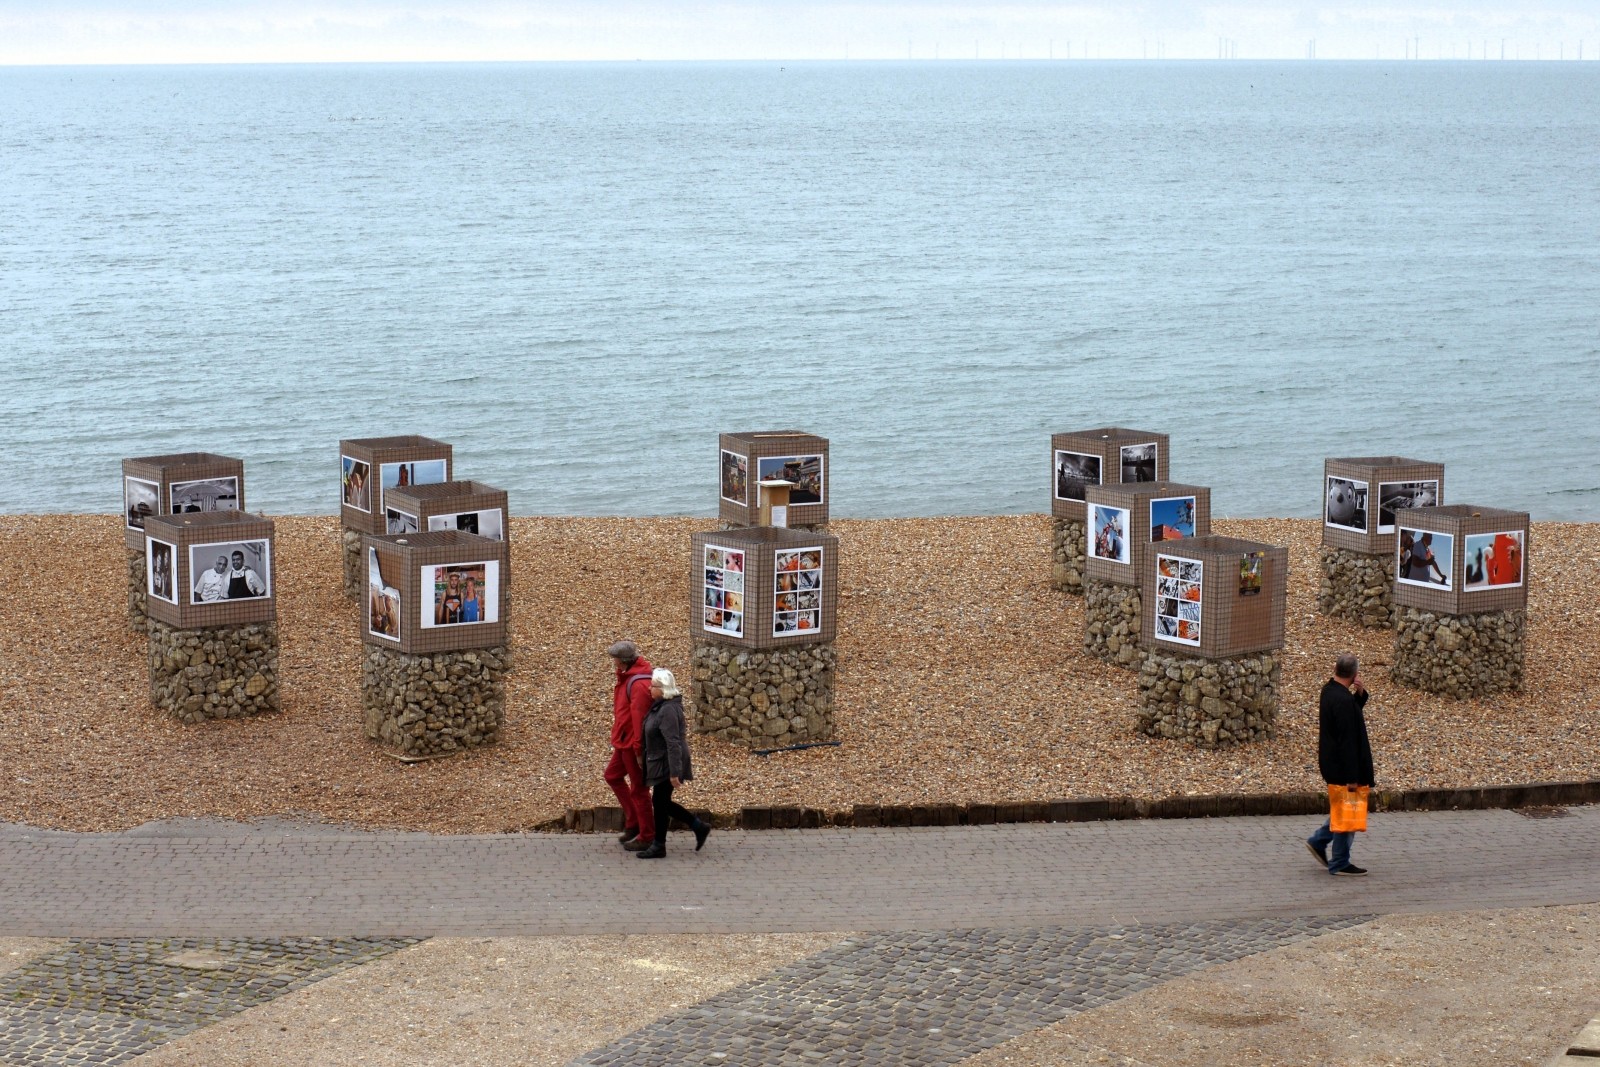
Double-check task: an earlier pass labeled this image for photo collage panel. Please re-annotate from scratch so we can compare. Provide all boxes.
[1464,530,1524,591]
[427,507,505,541]
[189,540,271,605]
[124,476,158,531]
[1149,496,1196,542]
[341,456,372,513]
[1155,555,1203,646]
[1089,503,1130,565]
[758,454,824,505]
[1377,480,1439,534]
[1324,475,1368,533]
[170,476,239,515]
[703,544,746,638]
[1120,442,1157,483]
[773,547,823,636]
[146,538,177,604]
[420,560,500,628]
[720,450,749,506]
[1398,527,1453,590]
[367,546,401,641]
[1053,450,1102,502]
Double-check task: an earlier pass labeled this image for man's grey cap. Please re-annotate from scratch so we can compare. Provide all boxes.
[606,639,639,660]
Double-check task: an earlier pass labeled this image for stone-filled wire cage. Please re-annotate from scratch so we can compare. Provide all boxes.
[362,531,510,655]
[143,512,276,630]
[381,481,510,543]
[1322,457,1445,554]
[122,453,246,552]
[689,527,839,650]
[1049,428,1170,522]
[1083,482,1213,587]
[717,431,830,529]
[1393,505,1530,617]
[1140,535,1288,660]
[339,436,455,537]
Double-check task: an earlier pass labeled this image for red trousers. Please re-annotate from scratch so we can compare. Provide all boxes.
[604,747,655,842]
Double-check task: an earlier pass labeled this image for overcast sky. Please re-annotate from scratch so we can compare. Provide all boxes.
[3,1,1597,64]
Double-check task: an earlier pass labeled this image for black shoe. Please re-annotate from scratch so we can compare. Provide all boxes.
[636,842,666,859]
[1306,841,1328,867]
[693,821,711,852]
[1331,864,1368,877]
[619,830,639,845]
[622,837,652,852]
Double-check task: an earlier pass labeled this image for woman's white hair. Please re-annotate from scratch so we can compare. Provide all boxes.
[651,668,681,699]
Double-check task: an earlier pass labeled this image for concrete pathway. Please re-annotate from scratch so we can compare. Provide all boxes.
[2,806,1596,938]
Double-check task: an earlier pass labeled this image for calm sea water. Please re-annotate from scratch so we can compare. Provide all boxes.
[3,62,1598,519]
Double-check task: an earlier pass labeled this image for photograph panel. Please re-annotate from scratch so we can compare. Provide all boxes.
[720,450,749,506]
[419,560,500,628]
[426,507,505,541]
[379,459,448,512]
[1239,551,1265,597]
[1153,552,1201,646]
[124,476,159,531]
[189,539,271,604]
[367,546,400,641]
[757,454,824,505]
[1398,527,1454,589]
[702,543,746,638]
[341,455,372,513]
[170,476,239,515]
[1089,503,1131,565]
[1120,442,1157,483]
[773,544,825,636]
[1149,496,1197,542]
[146,537,177,604]
[1053,450,1102,502]
[386,507,419,535]
[1464,530,1524,591]
[1324,475,1368,532]
[1377,479,1439,533]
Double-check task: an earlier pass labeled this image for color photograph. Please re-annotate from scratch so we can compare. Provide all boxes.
[420,560,499,628]
[1378,479,1440,533]
[170,476,239,514]
[703,544,745,637]
[189,540,270,604]
[367,546,400,642]
[1240,551,1265,596]
[1154,553,1201,646]
[1090,503,1130,564]
[124,476,158,531]
[1398,527,1453,589]
[1464,530,1524,591]
[341,456,370,512]
[386,507,419,535]
[146,538,176,604]
[774,545,825,636]
[758,455,824,505]
[1324,475,1368,532]
[1149,496,1196,541]
[1053,450,1102,502]
[427,507,505,541]
[379,459,448,513]
[720,450,749,506]
[1120,442,1157,483]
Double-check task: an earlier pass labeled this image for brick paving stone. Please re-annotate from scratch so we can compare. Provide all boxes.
[0,937,417,1067]
[570,916,1371,1067]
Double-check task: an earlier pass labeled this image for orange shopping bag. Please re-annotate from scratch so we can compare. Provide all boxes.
[1329,785,1370,833]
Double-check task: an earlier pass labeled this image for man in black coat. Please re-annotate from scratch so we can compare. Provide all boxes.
[1306,653,1375,876]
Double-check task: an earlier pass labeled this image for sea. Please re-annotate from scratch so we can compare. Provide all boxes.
[3,61,1598,519]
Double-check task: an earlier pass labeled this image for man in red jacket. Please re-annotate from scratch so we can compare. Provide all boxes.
[605,639,656,851]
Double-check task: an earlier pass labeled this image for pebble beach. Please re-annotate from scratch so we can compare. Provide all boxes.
[1,514,1596,834]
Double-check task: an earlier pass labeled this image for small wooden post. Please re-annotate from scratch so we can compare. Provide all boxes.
[759,479,795,528]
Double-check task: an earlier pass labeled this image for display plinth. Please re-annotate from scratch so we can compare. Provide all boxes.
[1083,577,1142,668]
[1318,456,1444,626]
[148,618,279,722]
[362,644,508,756]
[122,452,246,628]
[1049,427,1169,594]
[689,526,839,746]
[717,431,830,531]
[1135,535,1288,747]
[1390,504,1529,697]
[338,435,455,595]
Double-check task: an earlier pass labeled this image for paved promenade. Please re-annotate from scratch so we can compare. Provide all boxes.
[3,806,1596,937]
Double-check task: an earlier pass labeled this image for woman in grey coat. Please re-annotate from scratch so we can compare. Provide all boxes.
[637,669,711,859]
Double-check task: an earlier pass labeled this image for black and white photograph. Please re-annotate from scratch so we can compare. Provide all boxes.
[386,507,419,535]
[341,455,371,513]
[420,561,499,628]
[720,450,749,506]
[1120,442,1157,483]
[367,546,400,641]
[170,476,239,514]
[1324,475,1369,532]
[703,543,745,637]
[146,537,176,604]
[124,476,158,531]
[427,507,505,541]
[189,540,270,604]
[1053,450,1102,502]
[758,455,824,505]
[1377,479,1440,533]
[1090,503,1130,565]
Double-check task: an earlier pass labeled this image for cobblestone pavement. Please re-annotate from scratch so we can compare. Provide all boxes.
[570,916,1371,1067]
[0,937,417,1067]
[1,806,1596,937]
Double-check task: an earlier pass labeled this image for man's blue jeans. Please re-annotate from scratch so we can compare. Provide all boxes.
[1308,821,1353,873]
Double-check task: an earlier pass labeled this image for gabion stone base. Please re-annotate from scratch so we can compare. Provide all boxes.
[148,620,280,723]
[1392,607,1525,698]
[1317,545,1396,628]
[362,645,508,756]
[127,547,148,631]
[1083,577,1140,668]
[691,641,835,747]
[1137,648,1280,749]
[341,526,364,598]
[1051,517,1087,595]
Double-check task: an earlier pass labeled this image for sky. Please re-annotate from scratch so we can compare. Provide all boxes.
[1,0,1597,64]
